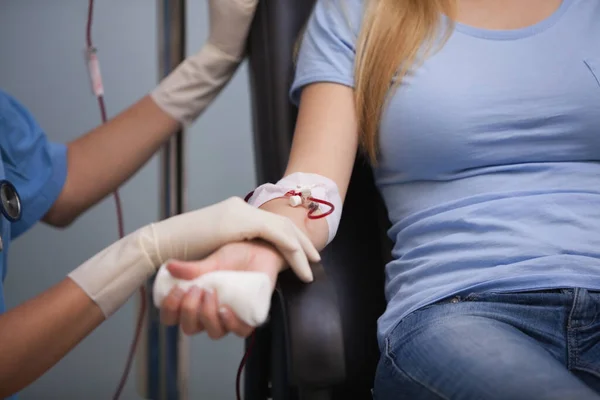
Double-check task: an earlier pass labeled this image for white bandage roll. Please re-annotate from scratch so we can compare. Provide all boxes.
[153,263,272,327]
[246,172,343,245]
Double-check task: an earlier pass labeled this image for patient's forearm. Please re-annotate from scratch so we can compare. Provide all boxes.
[256,84,358,263]
[259,198,329,251]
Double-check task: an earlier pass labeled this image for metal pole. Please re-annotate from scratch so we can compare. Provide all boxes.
[137,1,188,399]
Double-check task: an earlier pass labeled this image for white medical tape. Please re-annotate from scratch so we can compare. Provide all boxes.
[246,172,342,245]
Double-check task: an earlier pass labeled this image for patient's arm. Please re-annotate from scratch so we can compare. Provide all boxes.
[155,83,359,338]
[259,82,359,251]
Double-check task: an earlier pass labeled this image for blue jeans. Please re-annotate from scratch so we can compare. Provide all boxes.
[373,288,600,400]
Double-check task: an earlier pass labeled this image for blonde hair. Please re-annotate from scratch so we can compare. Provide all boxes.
[355,0,455,164]
[295,0,456,164]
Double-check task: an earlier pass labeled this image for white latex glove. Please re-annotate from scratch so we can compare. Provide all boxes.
[206,0,258,59]
[68,197,319,318]
[151,0,259,125]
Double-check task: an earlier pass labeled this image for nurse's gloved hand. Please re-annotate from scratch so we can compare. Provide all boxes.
[206,0,258,60]
[150,0,259,126]
[68,197,319,318]
[159,240,285,338]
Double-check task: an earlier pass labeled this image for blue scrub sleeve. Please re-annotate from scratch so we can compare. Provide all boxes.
[0,90,68,239]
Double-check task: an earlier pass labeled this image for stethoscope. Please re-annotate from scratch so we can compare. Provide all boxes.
[0,180,22,222]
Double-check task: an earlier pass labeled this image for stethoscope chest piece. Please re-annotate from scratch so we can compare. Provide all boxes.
[0,180,21,222]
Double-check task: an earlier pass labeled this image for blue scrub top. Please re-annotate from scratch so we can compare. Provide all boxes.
[0,90,68,399]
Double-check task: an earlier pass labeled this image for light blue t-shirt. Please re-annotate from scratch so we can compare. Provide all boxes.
[0,90,68,399]
[291,0,600,346]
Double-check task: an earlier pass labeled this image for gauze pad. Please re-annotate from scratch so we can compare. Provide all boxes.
[153,263,272,327]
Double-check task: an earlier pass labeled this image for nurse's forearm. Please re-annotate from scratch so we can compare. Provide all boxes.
[0,278,104,397]
[44,95,179,227]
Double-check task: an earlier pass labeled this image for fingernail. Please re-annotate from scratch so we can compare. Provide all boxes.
[219,307,229,323]
[171,287,185,300]
[301,271,314,283]
[188,286,202,299]
[203,289,212,304]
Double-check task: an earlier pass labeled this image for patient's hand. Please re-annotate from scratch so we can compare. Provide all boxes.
[159,240,286,339]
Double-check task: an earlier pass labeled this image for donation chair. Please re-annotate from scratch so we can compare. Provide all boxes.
[244,1,392,399]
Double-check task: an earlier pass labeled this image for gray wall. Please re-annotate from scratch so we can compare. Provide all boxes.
[0,0,255,398]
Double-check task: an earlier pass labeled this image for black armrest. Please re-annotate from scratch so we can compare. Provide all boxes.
[273,263,346,388]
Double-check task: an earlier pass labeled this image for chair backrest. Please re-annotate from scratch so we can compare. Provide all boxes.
[246,0,314,183]
[247,0,390,396]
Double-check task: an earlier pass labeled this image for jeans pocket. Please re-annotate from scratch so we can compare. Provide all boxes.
[584,59,600,88]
